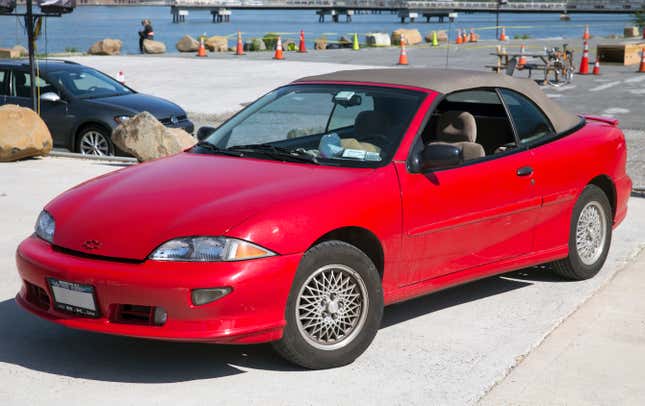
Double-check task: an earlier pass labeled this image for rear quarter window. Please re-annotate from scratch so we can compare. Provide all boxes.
[499,88,555,145]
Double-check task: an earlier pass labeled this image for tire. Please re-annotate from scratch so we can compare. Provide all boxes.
[272,240,384,369]
[76,125,114,156]
[552,185,612,280]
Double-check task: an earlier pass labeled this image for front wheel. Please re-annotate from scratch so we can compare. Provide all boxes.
[552,185,612,280]
[77,125,114,156]
[272,240,383,369]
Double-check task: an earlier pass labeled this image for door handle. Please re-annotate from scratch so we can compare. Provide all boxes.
[516,166,534,177]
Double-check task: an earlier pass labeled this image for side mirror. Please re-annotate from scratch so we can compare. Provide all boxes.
[411,143,462,173]
[40,92,61,103]
[196,126,216,141]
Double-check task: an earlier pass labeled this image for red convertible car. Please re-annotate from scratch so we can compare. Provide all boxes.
[16,69,631,369]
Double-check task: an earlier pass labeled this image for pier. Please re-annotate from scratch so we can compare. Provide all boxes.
[169,1,645,23]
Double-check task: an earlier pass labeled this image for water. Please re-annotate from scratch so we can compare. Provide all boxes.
[0,6,635,54]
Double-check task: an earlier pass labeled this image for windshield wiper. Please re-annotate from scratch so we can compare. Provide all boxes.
[192,141,244,157]
[228,144,319,164]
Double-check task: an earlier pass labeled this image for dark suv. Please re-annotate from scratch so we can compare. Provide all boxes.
[0,59,194,156]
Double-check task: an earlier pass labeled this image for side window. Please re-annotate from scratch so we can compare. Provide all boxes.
[498,88,554,146]
[0,70,8,96]
[11,71,57,98]
[421,88,517,158]
[327,94,374,131]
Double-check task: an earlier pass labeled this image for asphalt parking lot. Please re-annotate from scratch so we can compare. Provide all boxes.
[1,157,643,405]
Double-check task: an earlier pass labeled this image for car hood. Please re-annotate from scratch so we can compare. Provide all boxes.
[46,153,371,260]
[84,93,185,119]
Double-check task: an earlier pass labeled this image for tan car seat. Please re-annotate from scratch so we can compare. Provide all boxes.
[430,111,485,161]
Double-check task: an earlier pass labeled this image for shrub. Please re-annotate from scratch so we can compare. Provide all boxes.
[263,33,280,50]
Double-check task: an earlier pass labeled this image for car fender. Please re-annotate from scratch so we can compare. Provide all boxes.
[226,163,404,288]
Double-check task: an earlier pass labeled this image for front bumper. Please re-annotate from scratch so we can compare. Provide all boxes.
[16,236,301,344]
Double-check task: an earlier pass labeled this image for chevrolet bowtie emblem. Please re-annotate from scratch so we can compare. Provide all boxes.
[82,240,102,250]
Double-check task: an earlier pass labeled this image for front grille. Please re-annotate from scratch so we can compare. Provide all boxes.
[111,304,155,325]
[159,115,188,125]
[25,281,50,311]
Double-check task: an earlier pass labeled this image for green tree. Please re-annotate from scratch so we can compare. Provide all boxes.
[634,11,645,28]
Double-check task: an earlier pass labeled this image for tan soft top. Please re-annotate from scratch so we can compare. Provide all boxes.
[293,68,581,134]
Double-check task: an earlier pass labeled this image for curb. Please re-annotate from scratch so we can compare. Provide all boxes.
[49,151,137,164]
[632,188,645,198]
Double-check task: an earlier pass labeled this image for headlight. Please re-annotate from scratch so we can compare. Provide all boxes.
[35,210,55,243]
[114,115,131,124]
[149,237,275,262]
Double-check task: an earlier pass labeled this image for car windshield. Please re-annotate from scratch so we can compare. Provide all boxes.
[197,84,426,167]
[46,68,133,99]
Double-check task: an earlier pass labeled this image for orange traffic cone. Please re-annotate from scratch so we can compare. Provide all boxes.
[462,29,468,43]
[499,27,507,41]
[518,44,527,67]
[469,28,477,43]
[298,29,307,53]
[397,35,409,65]
[592,60,600,75]
[456,29,463,44]
[116,71,125,84]
[579,40,590,75]
[638,48,645,73]
[196,37,207,57]
[583,24,590,40]
[235,31,245,55]
[273,36,284,60]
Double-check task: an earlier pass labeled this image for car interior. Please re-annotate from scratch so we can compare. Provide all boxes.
[420,89,518,162]
[262,90,421,163]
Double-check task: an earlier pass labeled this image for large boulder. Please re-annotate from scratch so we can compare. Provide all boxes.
[624,26,640,38]
[244,38,266,52]
[391,28,423,46]
[176,35,200,52]
[0,47,21,59]
[88,38,122,56]
[205,36,228,52]
[0,105,52,162]
[143,39,166,54]
[425,31,449,43]
[314,37,327,50]
[365,33,391,47]
[111,112,196,162]
[12,45,28,57]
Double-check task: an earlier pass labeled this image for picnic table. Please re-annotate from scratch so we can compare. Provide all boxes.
[486,52,550,79]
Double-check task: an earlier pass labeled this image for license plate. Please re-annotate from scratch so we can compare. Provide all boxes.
[47,278,99,317]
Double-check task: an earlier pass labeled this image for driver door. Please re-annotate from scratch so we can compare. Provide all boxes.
[7,70,72,147]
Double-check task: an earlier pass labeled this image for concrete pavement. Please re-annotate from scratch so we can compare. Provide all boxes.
[480,249,645,406]
[0,157,643,405]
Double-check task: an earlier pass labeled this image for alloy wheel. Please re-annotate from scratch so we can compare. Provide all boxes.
[295,264,368,351]
[575,201,607,266]
[80,130,111,156]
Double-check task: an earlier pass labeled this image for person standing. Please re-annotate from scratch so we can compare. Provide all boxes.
[138,19,155,54]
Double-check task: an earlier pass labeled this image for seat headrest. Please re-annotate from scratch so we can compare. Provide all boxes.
[436,111,477,143]
[354,110,389,138]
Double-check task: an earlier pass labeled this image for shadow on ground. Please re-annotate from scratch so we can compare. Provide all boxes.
[0,266,564,383]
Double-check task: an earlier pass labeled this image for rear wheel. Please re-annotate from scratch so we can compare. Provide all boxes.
[77,125,114,156]
[272,241,383,369]
[552,185,612,280]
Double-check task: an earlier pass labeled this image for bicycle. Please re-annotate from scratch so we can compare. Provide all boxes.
[544,44,575,87]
